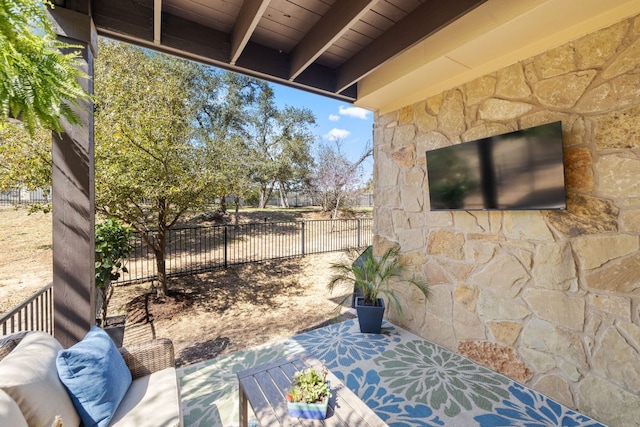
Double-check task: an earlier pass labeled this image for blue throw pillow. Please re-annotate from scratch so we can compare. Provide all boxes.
[56,326,132,427]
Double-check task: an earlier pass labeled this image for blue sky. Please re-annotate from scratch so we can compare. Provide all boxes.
[271,82,374,180]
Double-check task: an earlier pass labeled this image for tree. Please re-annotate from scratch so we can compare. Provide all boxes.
[0,122,51,210]
[310,139,372,218]
[246,88,316,208]
[193,72,265,224]
[94,39,214,298]
[195,75,316,212]
[0,0,89,134]
[271,106,316,208]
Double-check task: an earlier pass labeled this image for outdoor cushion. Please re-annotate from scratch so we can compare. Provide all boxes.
[0,389,27,427]
[57,326,132,427]
[110,367,182,427]
[0,331,80,427]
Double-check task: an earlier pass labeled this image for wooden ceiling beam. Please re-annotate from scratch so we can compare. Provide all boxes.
[289,0,378,81]
[236,42,356,101]
[335,0,487,92]
[153,0,161,44]
[230,0,271,65]
[92,0,154,42]
[91,0,357,101]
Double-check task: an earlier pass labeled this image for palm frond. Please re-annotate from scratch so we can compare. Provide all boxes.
[326,246,430,316]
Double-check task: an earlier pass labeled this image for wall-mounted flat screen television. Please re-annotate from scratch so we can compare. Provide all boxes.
[426,121,566,211]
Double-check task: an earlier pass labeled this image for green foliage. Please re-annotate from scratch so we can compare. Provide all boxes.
[0,121,51,197]
[248,97,316,208]
[195,73,316,211]
[0,0,90,134]
[95,218,133,327]
[94,39,213,296]
[327,246,430,316]
[287,367,331,404]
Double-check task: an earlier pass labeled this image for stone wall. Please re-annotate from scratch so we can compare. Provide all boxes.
[373,14,640,426]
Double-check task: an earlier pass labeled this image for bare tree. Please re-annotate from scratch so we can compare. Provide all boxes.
[310,139,372,218]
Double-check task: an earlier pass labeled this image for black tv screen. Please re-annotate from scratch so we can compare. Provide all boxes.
[426,121,566,211]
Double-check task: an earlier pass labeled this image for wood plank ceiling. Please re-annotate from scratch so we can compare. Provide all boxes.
[89,0,486,102]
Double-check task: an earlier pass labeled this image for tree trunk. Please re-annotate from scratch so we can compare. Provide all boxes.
[98,281,113,328]
[259,187,268,209]
[279,186,289,208]
[220,195,227,213]
[155,245,168,298]
[332,193,342,219]
[259,185,274,209]
[154,205,169,298]
[233,196,240,227]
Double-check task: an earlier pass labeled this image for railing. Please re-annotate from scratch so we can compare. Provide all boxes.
[265,192,374,208]
[118,218,373,285]
[0,187,51,205]
[0,282,53,336]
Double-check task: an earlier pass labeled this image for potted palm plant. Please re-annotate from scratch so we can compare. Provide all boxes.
[327,245,430,333]
[95,218,134,347]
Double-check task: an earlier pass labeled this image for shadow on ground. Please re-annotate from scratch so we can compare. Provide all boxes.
[177,336,231,367]
[118,253,353,366]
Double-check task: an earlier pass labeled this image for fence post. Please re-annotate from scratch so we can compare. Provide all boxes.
[357,218,361,247]
[223,225,228,268]
[301,221,305,256]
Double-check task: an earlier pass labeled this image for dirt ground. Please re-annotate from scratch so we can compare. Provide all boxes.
[0,207,53,310]
[0,206,361,366]
[112,253,355,366]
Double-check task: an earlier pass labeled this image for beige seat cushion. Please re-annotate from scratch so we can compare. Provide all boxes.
[109,367,182,427]
[0,389,27,427]
[0,331,80,427]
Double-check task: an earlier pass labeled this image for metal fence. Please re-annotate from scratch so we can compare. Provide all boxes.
[0,219,371,334]
[0,187,51,205]
[266,192,374,208]
[0,282,54,336]
[118,218,372,285]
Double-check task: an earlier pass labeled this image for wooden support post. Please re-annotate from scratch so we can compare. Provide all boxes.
[48,5,97,348]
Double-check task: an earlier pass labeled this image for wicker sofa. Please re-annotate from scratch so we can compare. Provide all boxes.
[0,330,182,426]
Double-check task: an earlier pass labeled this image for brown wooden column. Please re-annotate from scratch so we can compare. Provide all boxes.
[48,5,97,348]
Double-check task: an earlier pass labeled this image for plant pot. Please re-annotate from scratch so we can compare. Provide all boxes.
[287,394,329,419]
[351,286,364,309]
[355,297,385,334]
[97,315,126,348]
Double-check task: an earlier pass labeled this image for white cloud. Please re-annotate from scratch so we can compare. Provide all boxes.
[328,114,340,121]
[324,128,351,141]
[339,105,370,120]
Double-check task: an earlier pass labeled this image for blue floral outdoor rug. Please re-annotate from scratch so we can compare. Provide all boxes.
[178,319,606,427]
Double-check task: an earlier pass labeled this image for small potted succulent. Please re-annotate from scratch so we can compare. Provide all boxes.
[286,367,332,419]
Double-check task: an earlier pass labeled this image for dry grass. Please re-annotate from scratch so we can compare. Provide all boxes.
[0,206,364,365]
[0,206,53,312]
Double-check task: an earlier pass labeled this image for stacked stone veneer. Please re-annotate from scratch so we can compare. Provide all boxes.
[373,15,640,426]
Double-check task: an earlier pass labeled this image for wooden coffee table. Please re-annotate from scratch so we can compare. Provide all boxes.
[237,351,387,426]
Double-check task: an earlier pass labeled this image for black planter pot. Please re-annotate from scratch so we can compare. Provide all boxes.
[97,315,126,348]
[355,297,385,334]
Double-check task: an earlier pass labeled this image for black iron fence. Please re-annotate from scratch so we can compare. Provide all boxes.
[0,187,50,205]
[0,282,53,336]
[265,192,374,208]
[118,218,372,285]
[0,219,371,333]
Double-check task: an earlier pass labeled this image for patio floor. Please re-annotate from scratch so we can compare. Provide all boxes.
[177,319,606,427]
